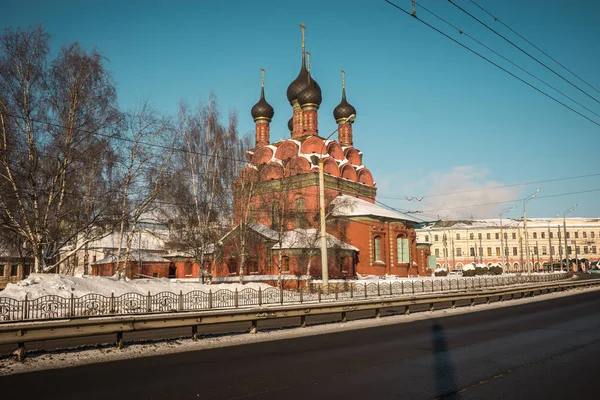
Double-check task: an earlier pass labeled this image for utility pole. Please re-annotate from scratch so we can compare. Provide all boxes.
[519,232,524,273]
[562,205,577,272]
[558,226,563,270]
[499,205,516,273]
[523,189,541,274]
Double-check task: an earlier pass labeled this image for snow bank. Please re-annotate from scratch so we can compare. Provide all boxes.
[0,274,273,300]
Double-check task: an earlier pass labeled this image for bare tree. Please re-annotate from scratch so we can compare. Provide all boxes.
[164,94,246,282]
[229,164,258,282]
[113,102,175,279]
[0,26,120,273]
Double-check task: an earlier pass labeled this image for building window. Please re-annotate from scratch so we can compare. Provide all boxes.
[584,246,589,254]
[504,247,508,256]
[271,203,280,230]
[396,236,409,263]
[425,235,429,242]
[456,233,461,240]
[550,232,554,239]
[374,236,382,261]
[227,257,238,274]
[456,248,462,257]
[503,232,507,240]
[512,247,518,256]
[184,261,193,276]
[281,255,290,272]
[566,232,570,239]
[478,233,482,240]
[295,198,305,229]
[470,247,475,256]
[495,233,499,240]
[435,248,440,258]
[576,246,581,255]
[591,232,596,239]
[479,247,483,256]
[533,247,538,255]
[583,232,587,239]
[512,233,516,240]
[246,257,258,274]
[487,247,492,256]
[567,246,572,255]
[486,233,491,240]
[495,247,500,256]
[542,246,547,255]
[470,233,474,240]
[574,232,579,239]
[533,232,537,239]
[541,232,546,239]
[434,235,439,242]
[592,246,597,254]
[10,265,18,277]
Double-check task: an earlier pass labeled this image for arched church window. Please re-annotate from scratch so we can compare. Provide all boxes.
[396,235,409,263]
[281,255,290,272]
[295,198,305,229]
[374,236,382,261]
[271,203,280,230]
[227,256,238,275]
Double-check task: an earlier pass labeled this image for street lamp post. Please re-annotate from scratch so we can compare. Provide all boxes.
[499,205,516,273]
[318,114,355,288]
[523,189,541,274]
[562,204,577,272]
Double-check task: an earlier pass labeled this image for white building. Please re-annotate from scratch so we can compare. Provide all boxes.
[416,218,600,272]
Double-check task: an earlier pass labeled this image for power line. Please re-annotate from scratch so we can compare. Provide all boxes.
[383,0,600,128]
[448,0,600,106]
[416,188,600,214]
[468,0,600,96]
[414,1,600,120]
[378,172,600,199]
[1,111,251,165]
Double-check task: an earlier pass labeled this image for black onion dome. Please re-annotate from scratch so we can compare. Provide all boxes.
[287,117,293,131]
[298,80,322,106]
[286,56,322,103]
[251,87,274,121]
[333,88,356,122]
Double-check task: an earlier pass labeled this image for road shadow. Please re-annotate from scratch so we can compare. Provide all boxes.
[432,322,462,399]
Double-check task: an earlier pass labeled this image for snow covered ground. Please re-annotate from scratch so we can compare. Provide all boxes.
[0,272,567,301]
[1,272,565,300]
[0,274,273,301]
[1,283,597,376]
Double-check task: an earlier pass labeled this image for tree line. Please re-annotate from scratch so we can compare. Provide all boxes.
[0,25,248,277]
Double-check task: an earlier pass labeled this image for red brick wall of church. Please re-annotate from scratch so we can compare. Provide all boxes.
[342,221,423,277]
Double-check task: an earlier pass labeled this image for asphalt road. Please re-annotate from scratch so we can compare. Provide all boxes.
[1,285,599,399]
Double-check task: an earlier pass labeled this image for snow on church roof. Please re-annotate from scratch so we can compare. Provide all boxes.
[271,228,358,251]
[331,195,420,222]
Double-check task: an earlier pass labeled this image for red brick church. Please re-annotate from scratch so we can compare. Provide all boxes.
[213,25,430,280]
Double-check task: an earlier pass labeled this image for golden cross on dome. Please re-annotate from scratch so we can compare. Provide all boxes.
[299,23,306,52]
[260,68,265,87]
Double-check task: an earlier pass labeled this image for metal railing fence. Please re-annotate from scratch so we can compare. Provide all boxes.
[0,273,570,322]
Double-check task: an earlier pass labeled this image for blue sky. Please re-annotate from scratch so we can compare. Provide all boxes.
[2,0,599,220]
